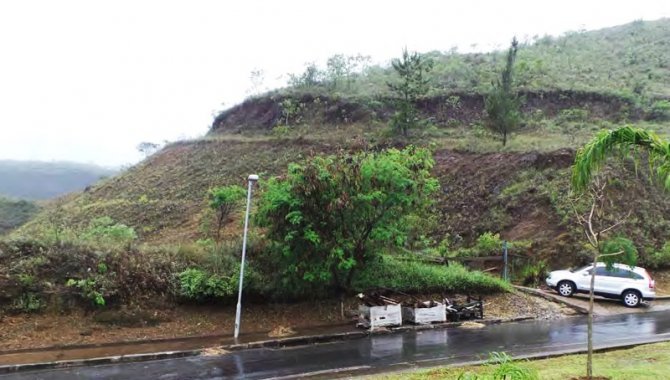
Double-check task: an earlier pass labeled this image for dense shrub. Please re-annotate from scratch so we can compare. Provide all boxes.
[651,242,670,268]
[352,256,510,294]
[178,268,238,301]
[449,231,529,258]
[81,216,137,247]
[516,261,548,286]
[256,146,438,293]
[0,238,184,310]
[648,100,670,121]
[1,237,510,312]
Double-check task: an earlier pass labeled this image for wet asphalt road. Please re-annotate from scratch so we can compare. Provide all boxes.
[4,311,670,380]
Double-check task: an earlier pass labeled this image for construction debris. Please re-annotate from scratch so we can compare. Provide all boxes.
[356,292,484,328]
[402,301,447,324]
[445,296,484,321]
[356,292,400,306]
[357,293,402,329]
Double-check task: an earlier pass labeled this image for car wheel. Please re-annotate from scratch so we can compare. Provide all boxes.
[622,290,641,308]
[557,281,575,297]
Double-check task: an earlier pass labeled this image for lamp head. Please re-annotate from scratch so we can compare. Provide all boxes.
[248,174,259,182]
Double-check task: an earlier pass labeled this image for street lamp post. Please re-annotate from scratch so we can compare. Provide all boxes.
[234,174,258,339]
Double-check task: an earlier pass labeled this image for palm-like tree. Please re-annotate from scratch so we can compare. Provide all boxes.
[571,126,670,379]
[572,126,670,191]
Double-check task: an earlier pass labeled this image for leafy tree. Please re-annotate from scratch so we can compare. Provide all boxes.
[256,147,439,293]
[387,49,433,137]
[485,37,521,146]
[326,54,371,90]
[288,62,324,89]
[326,54,347,90]
[572,126,670,191]
[280,98,299,126]
[208,185,246,240]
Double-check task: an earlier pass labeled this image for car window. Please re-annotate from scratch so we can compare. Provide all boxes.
[571,265,591,273]
[613,269,643,279]
[594,267,614,276]
[592,267,643,279]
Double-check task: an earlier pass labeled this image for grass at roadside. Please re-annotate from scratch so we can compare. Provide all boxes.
[371,341,670,380]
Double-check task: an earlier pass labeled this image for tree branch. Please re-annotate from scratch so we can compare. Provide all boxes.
[597,211,632,236]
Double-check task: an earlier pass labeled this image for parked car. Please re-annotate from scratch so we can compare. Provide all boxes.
[546,262,655,307]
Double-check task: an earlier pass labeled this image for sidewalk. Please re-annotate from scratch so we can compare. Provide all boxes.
[0,322,358,367]
[0,315,534,373]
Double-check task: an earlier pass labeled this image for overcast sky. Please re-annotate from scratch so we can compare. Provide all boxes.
[1,1,669,167]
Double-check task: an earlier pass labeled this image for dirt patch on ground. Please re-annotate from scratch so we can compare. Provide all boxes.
[483,291,572,319]
[433,149,573,243]
[0,292,568,351]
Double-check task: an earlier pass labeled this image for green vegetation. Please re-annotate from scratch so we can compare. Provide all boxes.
[66,278,106,307]
[6,19,670,315]
[570,126,670,378]
[352,256,510,294]
[388,49,434,136]
[81,216,137,248]
[207,185,246,240]
[651,241,670,268]
[257,147,439,292]
[601,236,638,266]
[10,293,45,313]
[0,238,182,311]
[572,126,670,191]
[0,197,39,234]
[374,341,670,379]
[273,19,670,100]
[458,352,538,380]
[178,268,238,301]
[649,99,670,120]
[485,38,521,146]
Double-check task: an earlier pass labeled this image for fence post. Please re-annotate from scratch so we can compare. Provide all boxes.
[503,240,508,281]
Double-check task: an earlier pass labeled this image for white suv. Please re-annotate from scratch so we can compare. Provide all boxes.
[546,262,655,307]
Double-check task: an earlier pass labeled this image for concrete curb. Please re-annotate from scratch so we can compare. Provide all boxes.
[0,316,533,374]
[0,350,200,374]
[513,285,589,314]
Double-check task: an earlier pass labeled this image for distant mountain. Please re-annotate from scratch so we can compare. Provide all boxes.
[0,160,117,200]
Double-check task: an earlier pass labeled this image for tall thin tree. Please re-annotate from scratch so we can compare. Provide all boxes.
[485,37,521,146]
[387,49,433,137]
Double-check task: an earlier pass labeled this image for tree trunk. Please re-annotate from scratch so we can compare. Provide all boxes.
[216,209,225,241]
[587,253,599,379]
[502,130,507,146]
